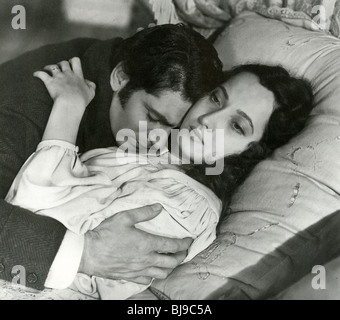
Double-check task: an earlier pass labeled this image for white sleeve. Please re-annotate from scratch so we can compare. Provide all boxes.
[132,169,222,263]
[6,140,115,234]
[6,140,87,211]
[45,231,84,289]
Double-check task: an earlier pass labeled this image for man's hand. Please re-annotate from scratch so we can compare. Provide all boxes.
[174,0,231,29]
[78,204,193,285]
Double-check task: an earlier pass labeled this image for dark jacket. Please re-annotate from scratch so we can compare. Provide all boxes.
[0,37,121,290]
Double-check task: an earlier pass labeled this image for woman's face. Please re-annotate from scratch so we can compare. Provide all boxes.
[177,72,276,163]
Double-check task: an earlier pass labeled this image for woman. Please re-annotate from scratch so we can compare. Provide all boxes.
[5,60,313,299]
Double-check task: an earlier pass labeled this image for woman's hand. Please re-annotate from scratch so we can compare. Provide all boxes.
[34,57,96,111]
[35,58,96,144]
[174,0,231,29]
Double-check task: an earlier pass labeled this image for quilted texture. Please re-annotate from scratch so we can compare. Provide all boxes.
[150,1,340,38]
[227,0,340,37]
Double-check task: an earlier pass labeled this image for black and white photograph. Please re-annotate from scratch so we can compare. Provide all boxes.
[0,0,339,304]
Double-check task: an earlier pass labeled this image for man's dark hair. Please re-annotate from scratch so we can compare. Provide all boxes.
[185,64,315,218]
[111,24,224,108]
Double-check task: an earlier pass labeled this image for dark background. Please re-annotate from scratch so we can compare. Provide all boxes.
[0,0,154,64]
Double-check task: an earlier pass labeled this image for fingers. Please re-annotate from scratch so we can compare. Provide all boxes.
[151,251,187,269]
[39,57,83,77]
[43,64,61,75]
[33,71,51,83]
[112,267,172,281]
[34,58,94,91]
[69,57,84,78]
[85,79,96,90]
[154,236,193,254]
[122,204,163,226]
[58,60,72,72]
[170,250,187,265]
[142,267,172,280]
[107,272,152,284]
[125,276,153,286]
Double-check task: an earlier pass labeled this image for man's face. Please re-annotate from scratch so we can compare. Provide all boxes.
[110,89,191,150]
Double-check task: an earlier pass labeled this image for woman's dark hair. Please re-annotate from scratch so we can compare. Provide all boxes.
[185,64,314,217]
[111,24,224,106]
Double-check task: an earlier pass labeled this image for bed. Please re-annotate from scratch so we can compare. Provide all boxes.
[148,6,340,300]
[1,2,340,300]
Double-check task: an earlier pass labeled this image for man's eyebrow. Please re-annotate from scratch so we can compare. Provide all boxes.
[237,109,254,134]
[146,104,176,127]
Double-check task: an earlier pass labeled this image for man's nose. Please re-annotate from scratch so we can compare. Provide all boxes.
[148,127,171,148]
[198,112,216,130]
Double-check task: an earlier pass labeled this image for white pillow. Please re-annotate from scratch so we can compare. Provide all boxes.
[151,11,340,300]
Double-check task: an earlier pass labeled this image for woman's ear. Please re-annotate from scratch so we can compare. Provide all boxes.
[110,62,129,92]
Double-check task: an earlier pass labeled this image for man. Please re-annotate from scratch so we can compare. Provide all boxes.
[0,24,223,290]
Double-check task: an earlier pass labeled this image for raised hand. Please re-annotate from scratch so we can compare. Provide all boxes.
[34,57,96,144]
[34,57,96,111]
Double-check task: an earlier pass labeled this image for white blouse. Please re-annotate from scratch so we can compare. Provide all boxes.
[6,140,221,299]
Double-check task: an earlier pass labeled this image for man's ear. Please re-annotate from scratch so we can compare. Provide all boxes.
[110,62,129,92]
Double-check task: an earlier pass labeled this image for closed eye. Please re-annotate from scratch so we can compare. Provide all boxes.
[210,86,228,109]
[144,102,176,127]
[210,91,222,107]
[147,112,159,123]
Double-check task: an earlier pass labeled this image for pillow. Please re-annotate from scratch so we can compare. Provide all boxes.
[227,0,340,37]
[150,0,340,38]
[150,11,340,300]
